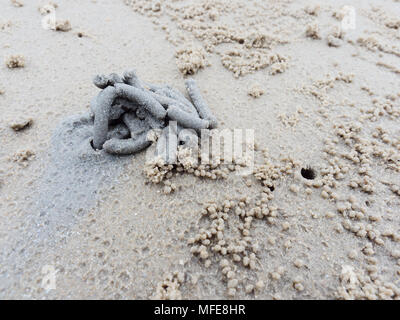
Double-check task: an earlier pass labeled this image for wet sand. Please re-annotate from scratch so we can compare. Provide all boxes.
[0,0,399,299]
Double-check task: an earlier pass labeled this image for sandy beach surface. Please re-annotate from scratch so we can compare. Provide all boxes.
[0,0,399,299]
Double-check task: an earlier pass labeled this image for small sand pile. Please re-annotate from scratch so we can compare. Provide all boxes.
[305,23,321,40]
[152,272,185,300]
[10,0,23,7]
[187,150,300,297]
[0,21,12,31]
[9,117,33,131]
[327,27,344,48]
[357,37,400,58]
[248,83,264,98]
[143,131,254,193]
[304,5,320,16]
[337,265,400,299]
[5,55,25,68]
[175,44,208,75]
[1,0,399,301]
[12,149,35,167]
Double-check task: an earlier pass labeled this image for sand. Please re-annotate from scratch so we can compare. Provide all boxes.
[0,0,399,300]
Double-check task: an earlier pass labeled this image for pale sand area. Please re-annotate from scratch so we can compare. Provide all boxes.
[0,0,399,299]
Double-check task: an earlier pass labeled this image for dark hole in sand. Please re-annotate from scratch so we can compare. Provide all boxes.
[90,139,100,151]
[301,167,316,180]
[268,185,275,192]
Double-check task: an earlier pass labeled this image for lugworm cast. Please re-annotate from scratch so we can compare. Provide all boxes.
[107,123,130,140]
[122,70,145,90]
[122,112,150,139]
[167,105,209,130]
[115,83,167,119]
[93,86,118,150]
[185,79,218,128]
[103,132,151,155]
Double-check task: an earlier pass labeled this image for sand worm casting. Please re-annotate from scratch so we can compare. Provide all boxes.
[89,70,218,156]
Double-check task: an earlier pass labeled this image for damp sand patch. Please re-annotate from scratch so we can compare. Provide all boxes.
[34,112,130,244]
[0,113,131,289]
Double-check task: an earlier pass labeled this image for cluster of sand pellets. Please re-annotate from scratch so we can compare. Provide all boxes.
[0,21,12,32]
[305,23,321,40]
[292,70,400,299]
[143,132,255,194]
[124,1,389,77]
[188,197,270,297]
[179,67,400,298]
[124,0,296,77]
[295,72,356,123]
[187,150,302,297]
[175,44,209,75]
[89,69,218,160]
[4,55,25,69]
[141,106,392,299]
[125,0,400,79]
[338,265,400,300]
[305,15,346,48]
[362,6,400,32]
[7,117,35,167]
[304,5,399,54]
[152,271,185,299]
[11,149,35,167]
[144,151,231,194]
[357,36,400,58]
[247,83,265,99]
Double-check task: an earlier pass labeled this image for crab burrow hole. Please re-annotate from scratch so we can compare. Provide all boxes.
[301,167,316,180]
